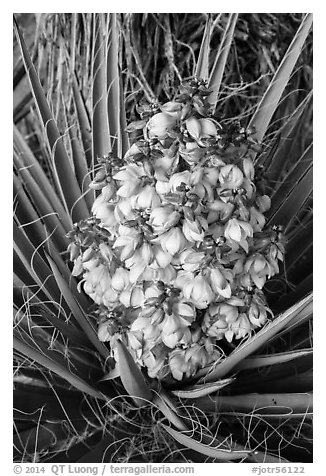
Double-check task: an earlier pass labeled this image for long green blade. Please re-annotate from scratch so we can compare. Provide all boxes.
[248,13,312,145]
[92,14,111,162]
[195,392,313,416]
[207,13,238,110]
[13,125,72,230]
[72,75,93,170]
[263,92,312,178]
[267,165,312,231]
[235,349,312,371]
[14,18,89,223]
[172,378,234,399]
[14,337,104,400]
[107,13,121,158]
[115,339,152,407]
[195,14,212,81]
[161,423,251,461]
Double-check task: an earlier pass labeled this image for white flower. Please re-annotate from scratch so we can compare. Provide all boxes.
[203,302,240,338]
[161,101,183,117]
[149,206,180,234]
[249,206,266,232]
[82,263,112,305]
[179,141,205,165]
[219,164,244,189]
[125,242,152,283]
[169,349,189,381]
[114,198,136,223]
[186,117,218,141]
[113,225,141,261]
[72,256,83,276]
[92,195,117,228]
[171,298,195,318]
[183,275,215,309]
[114,164,145,198]
[175,249,205,272]
[199,118,218,137]
[98,318,119,342]
[203,167,220,186]
[256,195,271,212]
[154,153,179,178]
[154,265,177,282]
[185,343,215,371]
[242,158,255,180]
[182,217,206,243]
[224,218,253,251]
[131,185,161,210]
[143,348,169,379]
[147,112,178,139]
[159,312,181,334]
[103,288,119,306]
[209,267,232,298]
[186,117,202,141]
[163,327,191,349]
[111,267,130,292]
[151,245,173,268]
[131,317,161,341]
[156,227,187,255]
[169,171,191,192]
[231,313,251,340]
[243,253,276,289]
[248,303,268,327]
[207,200,234,223]
[120,285,145,308]
[155,179,171,196]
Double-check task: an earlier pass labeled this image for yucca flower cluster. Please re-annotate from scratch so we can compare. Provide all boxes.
[67,79,285,382]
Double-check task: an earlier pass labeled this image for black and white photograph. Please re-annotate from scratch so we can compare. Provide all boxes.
[13,11,313,467]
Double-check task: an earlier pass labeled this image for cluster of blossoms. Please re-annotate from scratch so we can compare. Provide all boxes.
[67,79,285,381]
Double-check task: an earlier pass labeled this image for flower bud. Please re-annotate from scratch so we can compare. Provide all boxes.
[169,171,191,192]
[209,267,232,298]
[131,185,161,210]
[231,313,251,340]
[183,275,214,309]
[161,101,183,117]
[92,196,118,228]
[224,218,253,245]
[199,118,218,137]
[169,349,189,381]
[111,267,130,292]
[152,245,172,268]
[256,195,271,212]
[149,206,180,234]
[219,164,244,189]
[248,303,268,327]
[186,117,202,140]
[68,243,80,262]
[72,256,83,276]
[148,112,177,139]
[157,227,187,256]
[182,217,206,243]
[242,158,255,180]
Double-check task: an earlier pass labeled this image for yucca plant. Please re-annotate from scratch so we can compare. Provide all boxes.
[13,13,312,463]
